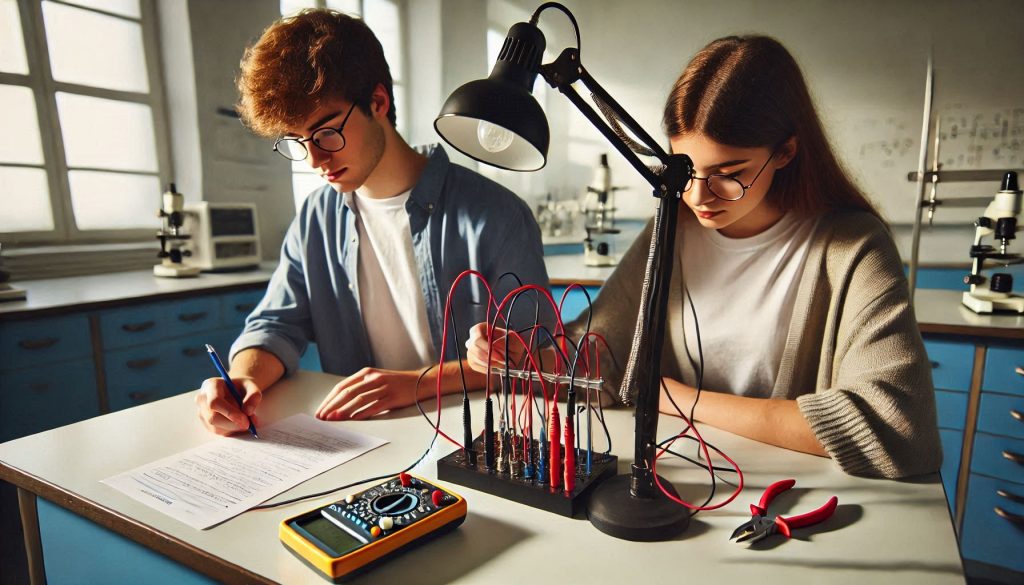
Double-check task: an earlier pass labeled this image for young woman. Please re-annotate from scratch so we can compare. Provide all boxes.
[466,35,941,480]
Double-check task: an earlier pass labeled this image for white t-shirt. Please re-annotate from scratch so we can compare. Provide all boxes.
[353,190,435,371]
[680,214,819,397]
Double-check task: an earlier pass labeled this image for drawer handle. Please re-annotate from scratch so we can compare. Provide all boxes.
[128,391,154,402]
[178,311,208,322]
[994,506,1024,527]
[929,361,940,369]
[121,321,155,333]
[28,382,50,393]
[18,338,58,350]
[1003,450,1024,465]
[182,346,205,358]
[126,358,159,370]
[234,303,256,313]
[1012,410,1023,423]
[997,488,1024,504]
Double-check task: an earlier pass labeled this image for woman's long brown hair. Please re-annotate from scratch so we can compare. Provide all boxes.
[663,35,880,219]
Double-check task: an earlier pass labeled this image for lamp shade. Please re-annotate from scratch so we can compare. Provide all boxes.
[434,21,549,171]
[435,79,549,171]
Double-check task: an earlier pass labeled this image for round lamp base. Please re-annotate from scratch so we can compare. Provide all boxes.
[586,474,690,541]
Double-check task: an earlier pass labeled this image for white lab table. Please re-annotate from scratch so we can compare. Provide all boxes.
[0,370,963,584]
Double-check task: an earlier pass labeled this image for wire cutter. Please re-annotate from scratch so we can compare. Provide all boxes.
[730,479,838,544]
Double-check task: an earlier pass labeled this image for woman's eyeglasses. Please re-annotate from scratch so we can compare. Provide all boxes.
[273,102,358,161]
[684,151,776,201]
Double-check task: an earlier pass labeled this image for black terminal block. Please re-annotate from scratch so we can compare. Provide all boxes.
[437,436,618,517]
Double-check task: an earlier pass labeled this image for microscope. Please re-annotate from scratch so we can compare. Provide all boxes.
[962,171,1023,314]
[582,154,621,267]
[154,183,200,278]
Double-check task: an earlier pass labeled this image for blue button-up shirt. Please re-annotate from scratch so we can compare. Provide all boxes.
[231,145,550,376]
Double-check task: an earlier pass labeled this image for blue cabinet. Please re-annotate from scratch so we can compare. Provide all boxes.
[924,339,974,518]
[936,341,1024,582]
[99,295,259,412]
[0,359,99,443]
[960,473,1024,574]
[0,315,99,442]
[0,314,92,370]
[550,285,602,324]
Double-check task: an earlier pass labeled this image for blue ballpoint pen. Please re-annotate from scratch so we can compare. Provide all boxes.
[205,344,259,439]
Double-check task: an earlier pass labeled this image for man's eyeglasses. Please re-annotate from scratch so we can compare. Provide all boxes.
[273,102,358,161]
[684,151,776,202]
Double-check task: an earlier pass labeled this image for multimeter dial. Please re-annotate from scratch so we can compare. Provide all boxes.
[371,491,420,516]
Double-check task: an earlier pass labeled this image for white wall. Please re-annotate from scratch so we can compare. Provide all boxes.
[159,0,295,260]
[479,0,1024,263]
[157,0,1023,266]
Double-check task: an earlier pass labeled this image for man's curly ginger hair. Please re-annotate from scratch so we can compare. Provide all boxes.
[236,9,396,137]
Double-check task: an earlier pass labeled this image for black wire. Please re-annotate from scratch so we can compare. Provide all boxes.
[251,367,440,511]
[531,2,581,54]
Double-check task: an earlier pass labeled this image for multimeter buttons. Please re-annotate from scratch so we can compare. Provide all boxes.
[378,516,394,530]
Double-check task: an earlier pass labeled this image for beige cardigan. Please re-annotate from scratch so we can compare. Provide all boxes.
[570,210,942,479]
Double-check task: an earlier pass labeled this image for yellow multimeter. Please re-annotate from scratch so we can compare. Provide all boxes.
[280,473,467,581]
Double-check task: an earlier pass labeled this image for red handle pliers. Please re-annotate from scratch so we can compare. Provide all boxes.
[730,479,838,544]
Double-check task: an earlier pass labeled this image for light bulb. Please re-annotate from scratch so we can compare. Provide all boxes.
[477,120,514,153]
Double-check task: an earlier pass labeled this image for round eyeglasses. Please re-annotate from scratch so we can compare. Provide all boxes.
[273,102,358,161]
[684,151,776,202]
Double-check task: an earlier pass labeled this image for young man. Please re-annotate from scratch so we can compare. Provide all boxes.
[196,9,549,435]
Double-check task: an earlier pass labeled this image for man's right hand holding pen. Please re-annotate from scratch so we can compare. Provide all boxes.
[196,374,264,436]
[195,347,284,437]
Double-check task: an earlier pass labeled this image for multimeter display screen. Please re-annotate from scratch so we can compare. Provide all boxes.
[293,516,362,558]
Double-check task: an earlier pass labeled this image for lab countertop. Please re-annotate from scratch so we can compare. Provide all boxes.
[0,370,964,584]
[0,263,277,319]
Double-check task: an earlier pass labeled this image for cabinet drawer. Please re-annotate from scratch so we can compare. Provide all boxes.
[164,296,221,338]
[0,359,100,442]
[934,389,968,430]
[976,392,1024,441]
[938,428,962,518]
[99,304,169,349]
[104,346,173,411]
[960,473,1024,573]
[221,289,264,328]
[970,432,1024,485]
[0,315,92,370]
[923,339,973,392]
[162,331,236,394]
[983,347,1024,396]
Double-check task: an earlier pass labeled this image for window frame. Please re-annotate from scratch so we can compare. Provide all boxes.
[1,0,172,245]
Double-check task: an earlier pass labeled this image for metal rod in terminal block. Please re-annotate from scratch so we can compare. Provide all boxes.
[490,367,605,391]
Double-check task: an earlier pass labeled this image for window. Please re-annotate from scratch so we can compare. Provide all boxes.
[0,0,169,244]
[279,0,406,211]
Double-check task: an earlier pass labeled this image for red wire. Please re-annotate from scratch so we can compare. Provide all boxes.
[427,269,499,450]
[652,408,744,511]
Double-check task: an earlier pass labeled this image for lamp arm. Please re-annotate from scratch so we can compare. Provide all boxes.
[539,49,667,190]
[577,65,670,163]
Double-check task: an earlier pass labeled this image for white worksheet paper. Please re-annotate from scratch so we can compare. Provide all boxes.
[101,414,388,530]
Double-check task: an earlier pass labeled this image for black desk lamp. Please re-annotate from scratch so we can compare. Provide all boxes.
[434,2,693,541]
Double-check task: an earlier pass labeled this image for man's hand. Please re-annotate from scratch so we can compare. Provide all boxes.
[195,376,263,435]
[315,368,424,421]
